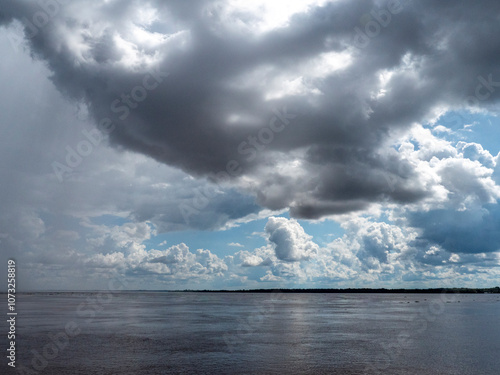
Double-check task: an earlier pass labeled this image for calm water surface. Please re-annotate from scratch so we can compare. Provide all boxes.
[2,292,500,374]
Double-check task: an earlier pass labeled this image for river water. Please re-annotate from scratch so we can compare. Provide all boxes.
[3,292,500,374]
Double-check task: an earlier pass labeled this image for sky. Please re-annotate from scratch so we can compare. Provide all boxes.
[1,0,500,291]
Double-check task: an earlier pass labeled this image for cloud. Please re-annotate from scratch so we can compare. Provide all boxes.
[88,242,228,280]
[264,216,318,262]
[457,141,496,168]
[88,222,156,251]
[86,252,125,268]
[260,270,282,282]
[4,0,500,221]
[240,254,264,267]
[409,204,500,254]
[234,247,273,268]
[228,242,244,247]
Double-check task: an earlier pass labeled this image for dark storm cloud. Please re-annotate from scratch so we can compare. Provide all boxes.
[3,0,500,220]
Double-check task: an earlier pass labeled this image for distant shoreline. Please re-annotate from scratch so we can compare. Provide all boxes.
[4,287,500,294]
[184,287,500,294]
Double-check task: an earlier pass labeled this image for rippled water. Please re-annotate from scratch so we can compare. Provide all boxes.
[3,292,500,374]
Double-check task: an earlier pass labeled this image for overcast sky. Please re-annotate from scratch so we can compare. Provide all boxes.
[1,0,500,290]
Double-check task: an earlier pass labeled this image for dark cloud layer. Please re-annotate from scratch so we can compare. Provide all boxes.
[3,0,500,220]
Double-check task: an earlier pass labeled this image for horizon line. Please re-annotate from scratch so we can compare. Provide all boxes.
[4,286,500,294]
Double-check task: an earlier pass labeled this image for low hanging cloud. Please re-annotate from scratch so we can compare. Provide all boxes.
[3,0,500,221]
[87,242,228,279]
